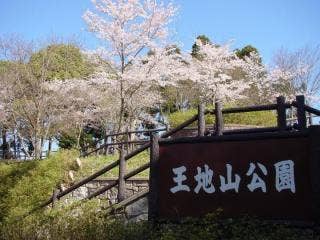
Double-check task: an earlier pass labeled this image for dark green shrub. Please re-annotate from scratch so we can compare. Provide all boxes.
[58,133,77,149]
[1,208,316,240]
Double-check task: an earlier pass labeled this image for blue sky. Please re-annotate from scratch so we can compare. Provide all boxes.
[0,0,320,64]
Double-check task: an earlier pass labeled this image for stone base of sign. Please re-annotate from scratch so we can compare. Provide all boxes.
[60,178,149,221]
[65,178,148,201]
[125,197,148,222]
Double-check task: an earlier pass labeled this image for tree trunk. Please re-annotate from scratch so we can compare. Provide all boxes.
[104,129,109,155]
[17,134,31,159]
[76,126,83,153]
[48,137,52,157]
[40,137,44,159]
[33,137,42,160]
[2,128,8,159]
[13,132,17,159]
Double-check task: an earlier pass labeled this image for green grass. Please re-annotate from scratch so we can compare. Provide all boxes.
[167,108,277,128]
[0,150,77,222]
[0,149,149,223]
[76,150,150,179]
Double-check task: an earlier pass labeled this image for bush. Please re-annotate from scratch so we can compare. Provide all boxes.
[58,133,77,149]
[57,131,97,151]
[0,160,39,222]
[0,207,315,240]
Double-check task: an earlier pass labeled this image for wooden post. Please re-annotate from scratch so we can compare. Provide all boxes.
[104,135,109,156]
[51,189,59,208]
[126,128,130,152]
[296,95,307,130]
[111,136,115,155]
[117,146,126,202]
[148,133,159,221]
[2,128,7,159]
[103,129,108,155]
[308,112,313,126]
[309,126,320,222]
[13,132,17,159]
[129,127,134,151]
[276,96,287,131]
[17,138,21,160]
[215,101,224,136]
[96,142,99,156]
[198,103,205,136]
[40,137,44,159]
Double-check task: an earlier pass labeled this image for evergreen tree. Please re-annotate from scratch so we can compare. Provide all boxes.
[191,35,211,60]
[235,45,261,63]
[29,44,94,81]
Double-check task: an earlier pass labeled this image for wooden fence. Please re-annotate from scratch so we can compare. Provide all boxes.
[82,127,167,157]
[24,95,320,218]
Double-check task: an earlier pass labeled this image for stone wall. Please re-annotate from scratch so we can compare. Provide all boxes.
[125,196,148,222]
[59,178,149,221]
[64,178,149,206]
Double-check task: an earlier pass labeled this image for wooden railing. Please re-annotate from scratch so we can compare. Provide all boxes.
[82,127,167,157]
[31,95,320,213]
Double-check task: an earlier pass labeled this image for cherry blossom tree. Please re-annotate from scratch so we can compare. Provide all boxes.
[271,46,320,104]
[0,36,99,158]
[83,0,179,132]
[239,52,279,104]
[241,46,320,105]
[186,39,262,104]
[44,78,118,150]
[88,46,187,132]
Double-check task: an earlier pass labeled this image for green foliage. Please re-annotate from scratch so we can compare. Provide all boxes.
[0,60,12,74]
[191,35,211,60]
[0,208,315,240]
[58,131,97,153]
[168,108,213,128]
[0,149,149,223]
[0,161,39,222]
[235,45,261,63]
[75,150,149,179]
[166,44,181,55]
[160,80,201,113]
[224,110,277,127]
[79,132,96,151]
[168,108,196,128]
[167,107,277,128]
[58,132,78,149]
[29,44,94,80]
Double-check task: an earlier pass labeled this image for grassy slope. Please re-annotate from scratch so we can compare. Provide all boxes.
[77,150,149,179]
[0,149,149,222]
[168,108,277,128]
